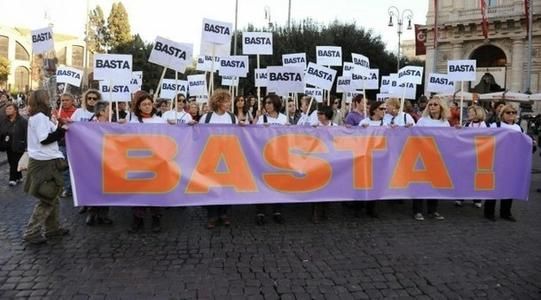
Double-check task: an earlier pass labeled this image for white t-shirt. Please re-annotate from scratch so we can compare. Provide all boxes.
[161,110,193,124]
[256,113,288,125]
[383,112,415,126]
[71,108,94,122]
[297,110,319,126]
[416,116,450,127]
[490,122,522,132]
[129,115,166,124]
[359,117,385,127]
[200,112,238,124]
[465,120,488,128]
[27,113,64,161]
[318,121,338,126]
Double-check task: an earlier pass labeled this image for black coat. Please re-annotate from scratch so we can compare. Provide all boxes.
[0,115,27,153]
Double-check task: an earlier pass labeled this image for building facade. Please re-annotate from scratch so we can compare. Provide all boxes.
[0,26,88,93]
[422,0,541,94]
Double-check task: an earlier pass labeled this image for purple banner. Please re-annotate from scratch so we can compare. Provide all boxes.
[66,123,532,206]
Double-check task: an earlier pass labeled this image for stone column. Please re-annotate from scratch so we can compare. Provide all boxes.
[452,43,463,91]
[511,38,524,92]
[424,46,435,95]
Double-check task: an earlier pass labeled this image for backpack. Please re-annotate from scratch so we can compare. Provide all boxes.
[204,111,236,124]
[263,115,268,124]
[465,121,490,128]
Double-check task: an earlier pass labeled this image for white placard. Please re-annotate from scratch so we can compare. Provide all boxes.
[336,76,354,93]
[447,60,477,81]
[351,53,370,76]
[346,91,363,103]
[242,32,273,55]
[129,71,143,93]
[427,73,455,93]
[266,66,305,93]
[199,40,231,57]
[305,62,337,91]
[218,56,249,77]
[196,55,220,72]
[31,27,54,54]
[304,87,324,103]
[201,18,232,45]
[255,68,268,87]
[352,69,379,90]
[56,66,82,87]
[397,66,424,85]
[380,76,391,93]
[342,62,356,77]
[316,46,342,66]
[282,53,307,69]
[160,79,188,99]
[148,36,193,73]
[376,93,390,102]
[195,94,209,103]
[93,54,133,81]
[221,76,238,87]
[187,74,208,96]
[99,82,131,102]
[389,81,417,100]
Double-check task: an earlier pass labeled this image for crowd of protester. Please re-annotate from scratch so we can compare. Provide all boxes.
[0,88,531,244]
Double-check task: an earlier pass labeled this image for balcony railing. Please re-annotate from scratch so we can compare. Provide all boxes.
[434,4,522,24]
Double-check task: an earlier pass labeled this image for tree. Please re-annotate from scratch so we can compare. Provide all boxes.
[0,56,9,85]
[107,2,132,49]
[86,5,109,53]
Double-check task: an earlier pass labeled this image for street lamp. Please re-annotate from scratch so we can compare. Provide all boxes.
[388,6,413,72]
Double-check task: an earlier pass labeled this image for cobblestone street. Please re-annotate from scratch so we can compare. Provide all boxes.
[0,152,540,299]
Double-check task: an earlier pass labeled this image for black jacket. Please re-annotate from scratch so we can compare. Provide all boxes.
[0,115,27,153]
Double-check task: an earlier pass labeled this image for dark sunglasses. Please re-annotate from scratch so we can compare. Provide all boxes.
[378,107,387,111]
[504,111,517,115]
[428,103,439,107]
[87,96,98,100]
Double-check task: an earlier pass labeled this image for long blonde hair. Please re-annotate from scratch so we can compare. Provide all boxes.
[422,96,450,120]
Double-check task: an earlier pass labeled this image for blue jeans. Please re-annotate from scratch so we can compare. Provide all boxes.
[59,146,71,194]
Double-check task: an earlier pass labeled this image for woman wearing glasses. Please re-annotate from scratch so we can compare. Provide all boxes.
[71,89,100,122]
[485,104,521,222]
[255,94,288,225]
[161,94,193,124]
[412,96,449,221]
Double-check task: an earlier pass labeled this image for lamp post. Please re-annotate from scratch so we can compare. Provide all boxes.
[387,6,413,72]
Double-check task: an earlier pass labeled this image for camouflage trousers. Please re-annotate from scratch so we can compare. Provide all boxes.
[23,197,60,240]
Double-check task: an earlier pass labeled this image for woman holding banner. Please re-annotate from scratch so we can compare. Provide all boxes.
[83,101,114,226]
[255,94,288,225]
[23,90,69,244]
[485,104,521,222]
[384,98,416,127]
[200,89,238,229]
[352,101,390,218]
[311,105,336,223]
[344,94,366,126]
[297,96,319,126]
[455,105,488,208]
[70,90,100,214]
[412,96,449,221]
[128,92,166,233]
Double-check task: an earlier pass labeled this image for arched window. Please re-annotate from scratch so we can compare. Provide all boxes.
[0,36,8,58]
[15,66,29,92]
[15,42,29,61]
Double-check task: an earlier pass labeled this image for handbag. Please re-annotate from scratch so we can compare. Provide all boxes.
[17,152,28,172]
[0,133,8,152]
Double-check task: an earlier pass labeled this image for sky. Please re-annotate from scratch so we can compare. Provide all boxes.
[0,0,428,54]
